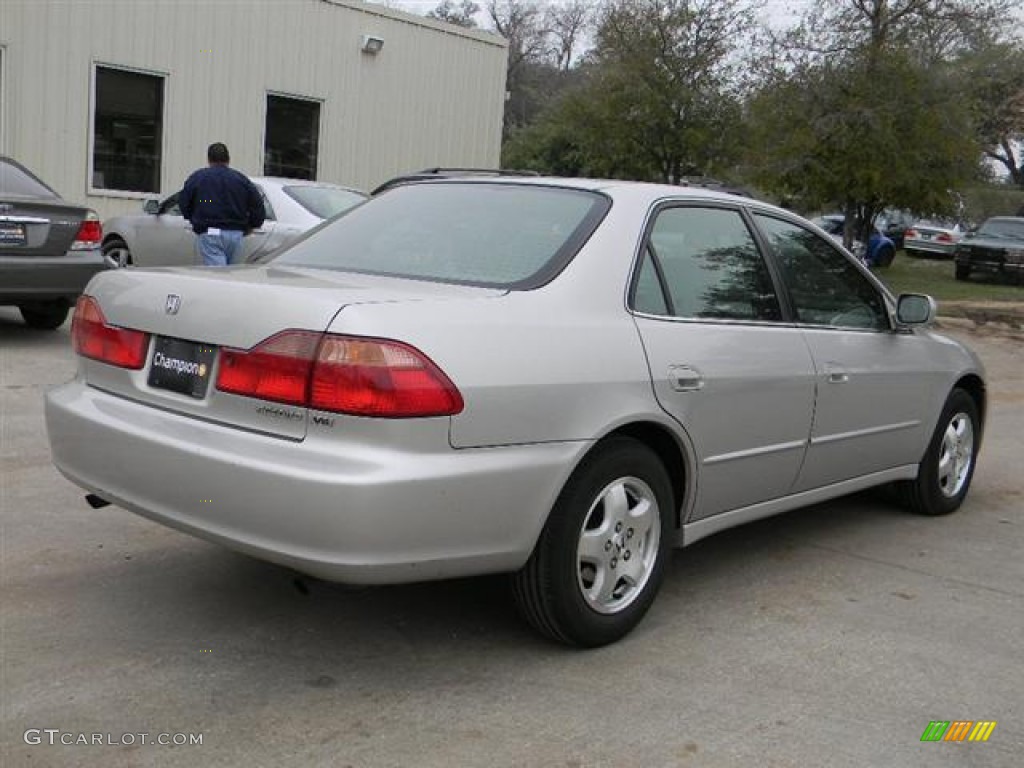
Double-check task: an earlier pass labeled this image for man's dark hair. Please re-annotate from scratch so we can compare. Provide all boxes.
[207,143,230,164]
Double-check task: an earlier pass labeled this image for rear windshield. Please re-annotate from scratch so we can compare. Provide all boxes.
[0,158,59,199]
[283,185,366,220]
[273,182,610,288]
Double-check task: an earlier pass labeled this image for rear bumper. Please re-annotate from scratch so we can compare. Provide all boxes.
[45,380,583,583]
[905,241,956,258]
[0,250,109,302]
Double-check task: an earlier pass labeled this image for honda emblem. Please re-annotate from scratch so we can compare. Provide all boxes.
[165,294,181,315]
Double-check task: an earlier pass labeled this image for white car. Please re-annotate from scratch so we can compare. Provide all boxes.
[101,177,365,268]
[903,219,966,259]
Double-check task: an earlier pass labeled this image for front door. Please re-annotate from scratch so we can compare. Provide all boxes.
[751,213,932,490]
[136,194,196,267]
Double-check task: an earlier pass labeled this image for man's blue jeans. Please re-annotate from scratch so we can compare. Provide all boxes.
[197,229,244,266]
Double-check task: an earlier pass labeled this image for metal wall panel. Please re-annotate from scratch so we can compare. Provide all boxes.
[0,0,507,219]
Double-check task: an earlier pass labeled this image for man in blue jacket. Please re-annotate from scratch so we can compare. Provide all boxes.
[179,143,265,266]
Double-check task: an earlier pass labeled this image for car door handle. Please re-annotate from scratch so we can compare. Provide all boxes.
[824,363,849,383]
[668,365,704,392]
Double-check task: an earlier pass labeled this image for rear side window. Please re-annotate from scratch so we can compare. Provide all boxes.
[633,206,782,321]
[0,159,59,199]
[283,185,365,220]
[273,182,610,288]
[754,214,889,331]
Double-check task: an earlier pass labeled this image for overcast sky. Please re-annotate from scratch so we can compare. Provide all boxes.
[375,0,816,31]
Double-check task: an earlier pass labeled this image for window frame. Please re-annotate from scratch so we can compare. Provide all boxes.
[627,200,791,327]
[88,62,167,199]
[262,91,324,181]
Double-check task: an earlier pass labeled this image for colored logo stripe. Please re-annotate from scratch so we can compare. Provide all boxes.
[921,720,997,742]
[944,721,973,742]
[969,722,997,742]
[921,721,949,741]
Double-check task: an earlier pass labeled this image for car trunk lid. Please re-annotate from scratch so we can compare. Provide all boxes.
[0,199,86,256]
[78,265,503,439]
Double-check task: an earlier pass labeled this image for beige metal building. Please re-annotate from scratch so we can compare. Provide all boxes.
[0,0,508,219]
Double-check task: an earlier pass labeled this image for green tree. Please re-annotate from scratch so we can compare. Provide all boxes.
[958,42,1024,186]
[747,0,1009,246]
[507,0,754,182]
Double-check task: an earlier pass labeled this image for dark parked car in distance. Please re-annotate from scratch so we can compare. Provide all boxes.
[953,216,1024,283]
[1,156,107,329]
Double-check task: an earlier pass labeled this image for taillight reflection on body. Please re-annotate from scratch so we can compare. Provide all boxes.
[72,296,148,369]
[216,331,463,418]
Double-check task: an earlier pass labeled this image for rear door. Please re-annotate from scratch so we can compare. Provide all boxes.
[631,203,816,519]
[751,213,933,491]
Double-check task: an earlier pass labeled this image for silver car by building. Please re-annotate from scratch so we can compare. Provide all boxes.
[47,177,985,646]
[100,177,366,268]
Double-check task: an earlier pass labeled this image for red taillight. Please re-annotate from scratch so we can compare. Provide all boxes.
[215,331,463,417]
[71,296,148,369]
[216,331,321,407]
[905,228,918,239]
[311,336,463,417]
[71,212,102,251]
[936,233,954,243]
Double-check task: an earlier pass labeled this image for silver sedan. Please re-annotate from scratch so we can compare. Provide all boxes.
[47,177,985,647]
[904,219,966,259]
[100,177,366,268]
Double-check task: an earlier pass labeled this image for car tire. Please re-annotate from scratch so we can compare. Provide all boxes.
[900,388,979,516]
[877,246,895,268]
[102,237,133,268]
[954,263,970,281]
[511,436,674,647]
[19,300,70,330]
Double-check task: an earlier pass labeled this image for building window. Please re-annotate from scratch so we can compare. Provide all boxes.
[92,66,164,193]
[263,94,320,180]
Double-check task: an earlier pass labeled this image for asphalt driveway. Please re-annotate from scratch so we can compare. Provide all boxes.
[1,308,1021,767]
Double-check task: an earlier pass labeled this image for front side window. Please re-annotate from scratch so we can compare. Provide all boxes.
[92,66,164,193]
[634,206,782,321]
[264,95,320,180]
[754,214,889,331]
[274,182,609,288]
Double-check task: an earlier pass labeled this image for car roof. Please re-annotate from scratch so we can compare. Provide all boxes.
[372,173,766,209]
[251,177,365,195]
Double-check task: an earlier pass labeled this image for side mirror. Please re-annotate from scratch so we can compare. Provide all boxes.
[143,199,160,215]
[896,293,937,326]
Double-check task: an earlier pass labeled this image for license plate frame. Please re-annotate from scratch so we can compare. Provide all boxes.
[0,222,27,247]
[147,336,217,399]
